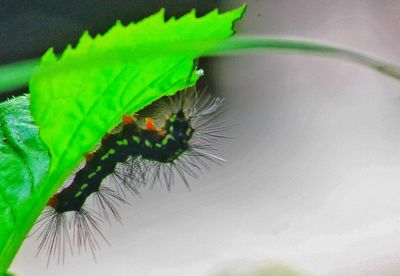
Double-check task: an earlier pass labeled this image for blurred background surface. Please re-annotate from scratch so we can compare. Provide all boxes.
[4,0,400,275]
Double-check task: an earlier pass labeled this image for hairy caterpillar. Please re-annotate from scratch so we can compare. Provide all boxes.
[32,87,227,264]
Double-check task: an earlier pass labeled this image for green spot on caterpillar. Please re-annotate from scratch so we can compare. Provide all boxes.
[96,166,102,172]
[74,191,82,198]
[81,183,89,190]
[88,172,96,179]
[100,149,116,160]
[132,136,140,143]
[162,134,173,145]
[116,139,128,146]
[169,115,177,122]
[144,140,152,148]
[100,154,109,161]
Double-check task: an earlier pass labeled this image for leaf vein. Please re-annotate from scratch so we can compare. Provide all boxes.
[55,67,128,171]
[0,113,36,193]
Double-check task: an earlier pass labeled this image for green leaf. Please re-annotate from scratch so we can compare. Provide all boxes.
[0,5,245,273]
[30,5,245,189]
[0,95,50,271]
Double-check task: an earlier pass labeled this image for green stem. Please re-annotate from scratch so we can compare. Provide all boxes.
[0,59,39,93]
[208,37,400,80]
[1,37,400,94]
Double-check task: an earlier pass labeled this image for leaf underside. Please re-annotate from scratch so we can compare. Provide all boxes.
[0,5,246,273]
[0,95,50,269]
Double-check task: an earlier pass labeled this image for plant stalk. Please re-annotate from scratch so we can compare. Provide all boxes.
[1,37,400,94]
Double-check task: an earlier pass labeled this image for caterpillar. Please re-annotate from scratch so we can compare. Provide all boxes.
[32,87,227,264]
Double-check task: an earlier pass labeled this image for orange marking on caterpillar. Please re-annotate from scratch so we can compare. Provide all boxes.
[47,195,60,208]
[145,117,156,131]
[85,153,94,162]
[157,130,166,136]
[123,114,135,125]
[101,133,111,143]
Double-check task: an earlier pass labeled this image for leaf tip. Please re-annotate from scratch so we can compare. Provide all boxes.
[237,3,248,17]
[40,48,57,64]
[115,19,123,27]
[152,8,166,23]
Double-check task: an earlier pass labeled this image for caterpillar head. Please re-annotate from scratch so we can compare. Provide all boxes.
[165,109,194,145]
[139,110,194,163]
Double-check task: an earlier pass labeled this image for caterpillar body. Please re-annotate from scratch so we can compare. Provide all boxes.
[48,110,193,214]
[33,88,227,263]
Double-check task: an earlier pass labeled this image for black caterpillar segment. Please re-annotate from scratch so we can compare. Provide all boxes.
[48,130,131,213]
[34,87,227,263]
[139,110,194,163]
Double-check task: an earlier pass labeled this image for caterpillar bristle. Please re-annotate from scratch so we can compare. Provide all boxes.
[32,86,229,264]
[33,208,72,266]
[92,186,126,224]
[108,159,142,197]
[71,208,109,261]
